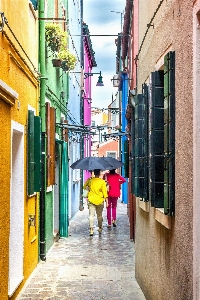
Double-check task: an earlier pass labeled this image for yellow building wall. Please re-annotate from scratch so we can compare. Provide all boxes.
[0,1,39,299]
[102,112,108,124]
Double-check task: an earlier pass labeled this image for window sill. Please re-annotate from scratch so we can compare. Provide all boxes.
[73,178,81,183]
[154,208,171,229]
[138,199,150,212]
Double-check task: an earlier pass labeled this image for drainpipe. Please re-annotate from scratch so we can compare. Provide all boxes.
[39,0,46,261]
[79,0,84,210]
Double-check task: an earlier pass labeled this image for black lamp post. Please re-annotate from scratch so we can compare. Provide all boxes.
[84,71,104,86]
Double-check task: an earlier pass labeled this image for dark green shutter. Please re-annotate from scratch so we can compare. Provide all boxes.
[28,110,35,195]
[149,71,164,207]
[164,51,175,215]
[134,94,145,198]
[131,105,135,194]
[124,139,129,178]
[28,111,42,195]
[30,0,38,10]
[142,83,149,201]
[34,116,42,192]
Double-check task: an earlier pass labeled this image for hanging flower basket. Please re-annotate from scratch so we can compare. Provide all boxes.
[52,59,62,68]
[61,60,69,71]
[45,23,77,71]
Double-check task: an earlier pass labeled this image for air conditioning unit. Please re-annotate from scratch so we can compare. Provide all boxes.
[112,74,119,87]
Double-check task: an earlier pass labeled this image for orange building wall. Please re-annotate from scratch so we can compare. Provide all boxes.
[98,140,119,158]
[0,1,39,299]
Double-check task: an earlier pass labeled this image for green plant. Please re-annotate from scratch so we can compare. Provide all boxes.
[45,23,77,71]
[45,23,66,53]
[58,49,77,71]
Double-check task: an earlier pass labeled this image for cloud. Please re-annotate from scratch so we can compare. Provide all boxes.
[83,0,126,109]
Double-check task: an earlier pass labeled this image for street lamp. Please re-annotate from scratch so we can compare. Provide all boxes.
[111,10,123,32]
[84,71,104,86]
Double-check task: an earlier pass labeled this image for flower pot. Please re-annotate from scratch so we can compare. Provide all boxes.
[52,59,62,68]
[61,60,69,71]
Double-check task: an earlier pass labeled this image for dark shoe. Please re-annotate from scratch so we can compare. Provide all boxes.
[89,228,94,236]
[112,220,117,227]
[107,224,112,228]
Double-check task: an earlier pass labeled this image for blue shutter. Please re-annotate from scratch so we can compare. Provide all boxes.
[149,71,164,207]
[164,51,175,215]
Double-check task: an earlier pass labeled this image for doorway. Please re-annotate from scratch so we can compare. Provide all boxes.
[8,121,24,296]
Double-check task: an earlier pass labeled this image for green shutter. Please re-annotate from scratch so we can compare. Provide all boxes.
[124,139,129,178]
[28,110,35,195]
[30,0,38,10]
[149,71,164,207]
[142,83,149,201]
[134,94,144,197]
[164,51,175,215]
[34,116,42,192]
[131,105,135,194]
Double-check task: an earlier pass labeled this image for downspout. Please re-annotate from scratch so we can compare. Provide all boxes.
[39,0,46,261]
[79,0,84,210]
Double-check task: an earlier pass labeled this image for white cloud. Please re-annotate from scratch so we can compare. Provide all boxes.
[83,0,126,108]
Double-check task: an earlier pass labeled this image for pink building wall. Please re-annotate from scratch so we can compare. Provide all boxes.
[83,23,97,179]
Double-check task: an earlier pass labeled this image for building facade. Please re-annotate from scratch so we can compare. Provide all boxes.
[0,1,39,298]
[124,0,196,299]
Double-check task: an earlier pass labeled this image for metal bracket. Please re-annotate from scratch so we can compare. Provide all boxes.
[28,214,36,227]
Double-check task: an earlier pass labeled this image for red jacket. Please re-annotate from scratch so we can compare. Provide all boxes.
[105,173,126,198]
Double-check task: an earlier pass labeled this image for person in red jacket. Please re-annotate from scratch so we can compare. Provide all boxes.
[104,169,126,228]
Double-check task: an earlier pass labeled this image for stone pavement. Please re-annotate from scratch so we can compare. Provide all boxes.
[16,200,146,300]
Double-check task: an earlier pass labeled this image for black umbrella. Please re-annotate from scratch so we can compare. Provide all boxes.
[70,156,113,171]
[101,157,124,169]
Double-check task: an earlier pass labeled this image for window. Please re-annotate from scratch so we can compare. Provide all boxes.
[106,152,116,158]
[133,51,175,215]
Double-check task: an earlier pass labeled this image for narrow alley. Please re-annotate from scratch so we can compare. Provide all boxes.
[16,200,146,300]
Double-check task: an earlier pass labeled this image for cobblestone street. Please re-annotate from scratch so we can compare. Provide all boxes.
[16,200,146,300]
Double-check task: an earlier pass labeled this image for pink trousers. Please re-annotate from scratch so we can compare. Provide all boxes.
[107,197,118,225]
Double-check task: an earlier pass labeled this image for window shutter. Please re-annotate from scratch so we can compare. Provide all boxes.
[131,105,135,194]
[30,0,38,10]
[46,103,56,186]
[164,51,175,215]
[28,110,35,195]
[149,71,164,207]
[34,116,42,191]
[123,139,129,178]
[46,103,51,187]
[142,83,149,201]
[134,94,144,198]
[50,107,56,185]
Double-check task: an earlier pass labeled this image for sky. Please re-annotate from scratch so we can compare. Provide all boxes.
[83,0,126,109]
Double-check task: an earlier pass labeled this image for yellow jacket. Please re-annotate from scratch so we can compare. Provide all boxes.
[84,177,108,205]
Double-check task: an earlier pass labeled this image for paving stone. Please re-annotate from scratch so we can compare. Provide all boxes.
[16,201,146,300]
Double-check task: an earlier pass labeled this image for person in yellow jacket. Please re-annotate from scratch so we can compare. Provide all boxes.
[83,169,108,236]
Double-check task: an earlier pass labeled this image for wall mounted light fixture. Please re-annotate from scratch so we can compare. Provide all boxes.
[84,71,104,86]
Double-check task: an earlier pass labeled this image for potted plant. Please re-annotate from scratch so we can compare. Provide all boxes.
[58,49,77,71]
[45,23,65,53]
[45,23,77,71]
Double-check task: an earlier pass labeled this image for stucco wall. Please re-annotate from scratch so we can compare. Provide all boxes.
[135,1,193,299]
[98,140,119,158]
[0,1,39,298]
